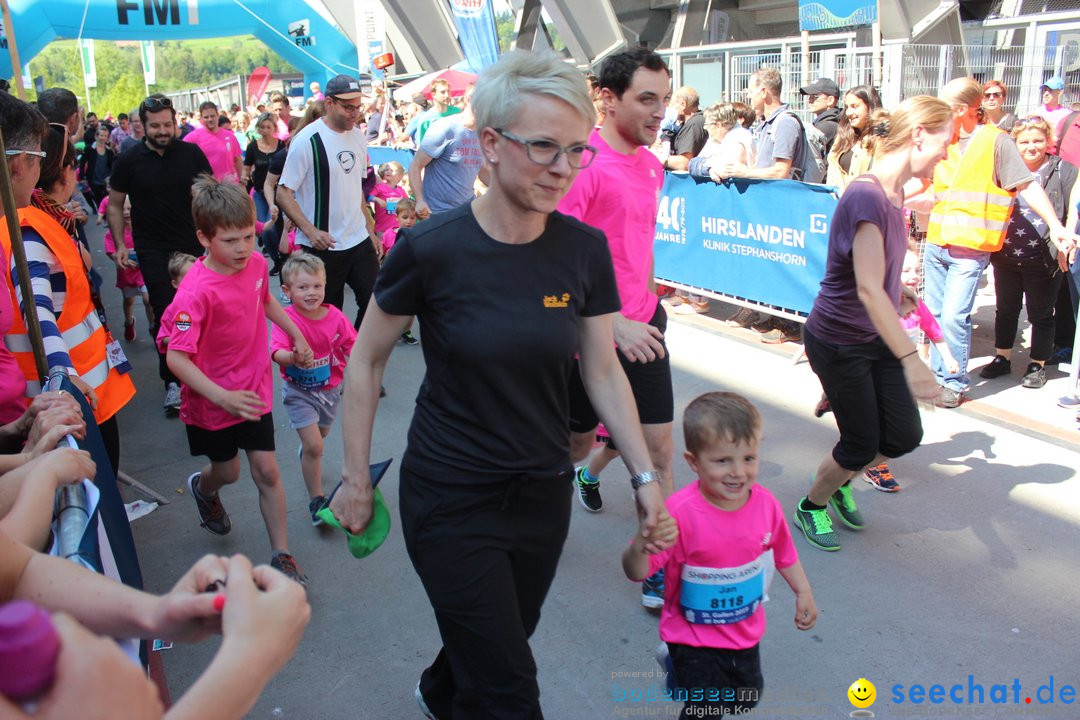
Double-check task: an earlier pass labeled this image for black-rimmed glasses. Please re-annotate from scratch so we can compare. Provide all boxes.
[493,128,597,169]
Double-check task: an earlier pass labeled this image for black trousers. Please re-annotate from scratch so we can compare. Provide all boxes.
[991,257,1062,362]
[304,241,379,329]
[804,326,923,471]
[400,466,573,720]
[137,245,199,388]
[668,643,763,718]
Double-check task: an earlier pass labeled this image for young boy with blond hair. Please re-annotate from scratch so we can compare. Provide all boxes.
[271,253,357,524]
[623,392,817,717]
[166,175,313,585]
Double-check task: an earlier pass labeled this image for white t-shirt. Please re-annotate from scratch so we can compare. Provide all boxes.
[279,118,370,251]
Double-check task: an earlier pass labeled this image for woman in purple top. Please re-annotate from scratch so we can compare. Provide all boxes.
[793,96,954,553]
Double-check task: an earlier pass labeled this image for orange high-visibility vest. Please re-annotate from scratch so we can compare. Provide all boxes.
[927,124,1016,253]
[1,206,135,423]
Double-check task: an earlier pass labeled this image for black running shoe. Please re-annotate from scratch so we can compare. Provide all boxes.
[574,466,602,512]
[188,472,231,535]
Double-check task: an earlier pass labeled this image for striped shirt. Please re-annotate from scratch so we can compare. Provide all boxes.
[8,227,74,371]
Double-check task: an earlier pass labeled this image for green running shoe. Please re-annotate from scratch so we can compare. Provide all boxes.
[829,484,865,529]
[793,499,840,552]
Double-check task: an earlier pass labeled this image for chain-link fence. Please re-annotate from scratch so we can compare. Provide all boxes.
[900,44,1071,115]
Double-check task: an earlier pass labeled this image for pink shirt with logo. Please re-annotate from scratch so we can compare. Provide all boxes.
[184,126,242,183]
[644,483,798,650]
[166,253,273,430]
[270,304,356,390]
[558,128,664,323]
[369,183,410,234]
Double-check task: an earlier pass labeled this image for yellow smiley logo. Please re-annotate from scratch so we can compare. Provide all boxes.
[848,678,876,708]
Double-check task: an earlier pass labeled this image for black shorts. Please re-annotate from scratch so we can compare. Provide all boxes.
[185,413,276,463]
[667,642,763,718]
[568,302,674,441]
[803,326,923,470]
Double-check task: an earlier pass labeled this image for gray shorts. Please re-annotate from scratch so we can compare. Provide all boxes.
[281,382,343,430]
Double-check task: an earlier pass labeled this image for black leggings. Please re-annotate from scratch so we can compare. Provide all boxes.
[804,326,923,471]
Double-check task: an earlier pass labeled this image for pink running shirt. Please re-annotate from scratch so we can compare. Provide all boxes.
[558,128,664,324]
[644,483,799,650]
[270,304,356,390]
[184,126,242,183]
[166,253,273,430]
[369,183,410,234]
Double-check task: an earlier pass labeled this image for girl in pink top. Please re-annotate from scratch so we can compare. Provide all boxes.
[102,196,152,342]
[368,161,410,235]
[623,393,816,717]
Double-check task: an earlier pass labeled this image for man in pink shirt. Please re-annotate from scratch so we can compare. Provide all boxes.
[558,48,676,607]
[184,101,243,183]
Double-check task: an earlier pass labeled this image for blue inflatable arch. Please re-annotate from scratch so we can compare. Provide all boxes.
[1,0,359,89]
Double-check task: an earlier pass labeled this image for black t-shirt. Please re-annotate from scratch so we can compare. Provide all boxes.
[375,203,621,483]
[673,112,709,158]
[244,138,284,193]
[109,139,212,253]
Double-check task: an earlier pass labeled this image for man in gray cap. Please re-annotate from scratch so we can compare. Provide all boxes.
[277,74,378,329]
[799,77,841,154]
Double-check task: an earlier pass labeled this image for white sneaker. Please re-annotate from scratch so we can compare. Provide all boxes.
[415,682,438,720]
[164,382,181,416]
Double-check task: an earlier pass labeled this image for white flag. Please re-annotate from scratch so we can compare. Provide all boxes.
[141,41,155,86]
[80,39,96,88]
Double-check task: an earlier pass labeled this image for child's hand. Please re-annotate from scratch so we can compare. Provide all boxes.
[216,390,268,422]
[644,513,678,554]
[945,360,960,374]
[794,590,818,631]
[292,341,314,368]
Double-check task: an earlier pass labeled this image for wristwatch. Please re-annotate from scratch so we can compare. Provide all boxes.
[630,470,660,490]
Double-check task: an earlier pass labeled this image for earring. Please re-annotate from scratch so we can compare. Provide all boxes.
[488,157,497,164]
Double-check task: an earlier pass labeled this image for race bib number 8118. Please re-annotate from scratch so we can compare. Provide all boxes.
[680,554,770,625]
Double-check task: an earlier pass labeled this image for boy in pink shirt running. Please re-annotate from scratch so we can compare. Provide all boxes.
[166,177,313,586]
[270,253,357,525]
[623,392,817,717]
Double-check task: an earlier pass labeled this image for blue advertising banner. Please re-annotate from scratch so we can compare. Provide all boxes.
[798,0,878,31]
[449,0,500,73]
[654,174,837,315]
[368,145,416,172]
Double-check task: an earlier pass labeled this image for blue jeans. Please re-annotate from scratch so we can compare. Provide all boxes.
[253,190,271,223]
[922,243,991,392]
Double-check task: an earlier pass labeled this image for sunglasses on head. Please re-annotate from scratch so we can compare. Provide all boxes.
[1013,116,1049,129]
[141,96,174,113]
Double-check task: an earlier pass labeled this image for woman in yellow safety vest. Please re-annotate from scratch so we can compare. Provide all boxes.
[914,77,1079,409]
[2,125,134,474]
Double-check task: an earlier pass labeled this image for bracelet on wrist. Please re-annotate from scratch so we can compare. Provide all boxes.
[630,470,660,490]
[898,349,918,361]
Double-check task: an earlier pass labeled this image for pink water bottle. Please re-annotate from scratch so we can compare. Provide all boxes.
[0,601,60,707]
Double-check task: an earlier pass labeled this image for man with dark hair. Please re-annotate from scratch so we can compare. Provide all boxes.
[269,92,291,141]
[109,113,132,154]
[37,87,81,136]
[183,101,243,183]
[558,48,676,608]
[799,77,841,153]
[277,74,378,329]
[108,93,212,414]
[82,111,100,148]
[119,109,144,154]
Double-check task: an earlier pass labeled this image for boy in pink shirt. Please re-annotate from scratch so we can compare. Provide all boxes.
[270,254,357,525]
[623,392,817,717]
[166,177,313,586]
